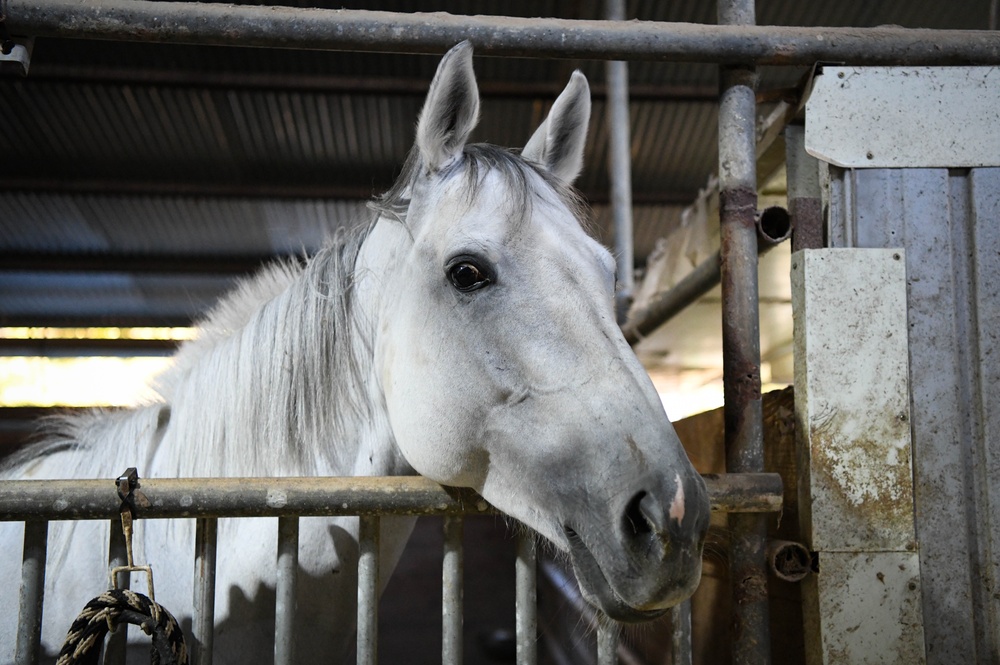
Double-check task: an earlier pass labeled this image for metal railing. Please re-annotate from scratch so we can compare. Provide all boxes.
[1,473,782,665]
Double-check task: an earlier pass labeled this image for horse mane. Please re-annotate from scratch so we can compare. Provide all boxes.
[1,225,376,480]
[3,142,591,481]
[150,225,378,478]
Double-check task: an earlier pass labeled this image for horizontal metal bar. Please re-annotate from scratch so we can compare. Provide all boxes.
[0,473,782,520]
[0,314,197,329]
[0,251,289,276]
[0,476,491,520]
[0,337,179,356]
[0,180,695,206]
[6,0,1000,66]
[703,473,783,513]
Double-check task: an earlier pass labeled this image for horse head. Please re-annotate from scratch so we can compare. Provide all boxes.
[373,42,710,621]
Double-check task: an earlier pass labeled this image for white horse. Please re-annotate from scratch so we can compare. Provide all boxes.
[0,42,709,662]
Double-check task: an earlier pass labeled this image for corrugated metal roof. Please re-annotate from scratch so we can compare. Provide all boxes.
[0,0,993,327]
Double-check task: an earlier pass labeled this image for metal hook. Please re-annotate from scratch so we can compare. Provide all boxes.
[110,468,156,600]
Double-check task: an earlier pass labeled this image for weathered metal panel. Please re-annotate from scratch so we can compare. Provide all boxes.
[825,166,1000,662]
[792,249,916,551]
[806,67,1000,169]
[792,248,925,664]
[807,551,924,664]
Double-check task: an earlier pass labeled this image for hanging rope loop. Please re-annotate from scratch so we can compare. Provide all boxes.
[56,588,188,665]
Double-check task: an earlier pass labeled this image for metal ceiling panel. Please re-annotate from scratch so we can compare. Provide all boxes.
[1,0,994,328]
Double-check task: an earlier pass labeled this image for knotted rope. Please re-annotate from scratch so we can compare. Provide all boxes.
[56,588,188,665]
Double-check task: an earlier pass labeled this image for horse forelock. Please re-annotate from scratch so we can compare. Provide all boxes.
[369,143,592,234]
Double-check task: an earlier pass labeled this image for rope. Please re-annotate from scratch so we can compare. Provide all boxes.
[56,589,188,665]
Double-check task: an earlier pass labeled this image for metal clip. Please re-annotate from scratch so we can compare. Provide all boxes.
[110,467,156,600]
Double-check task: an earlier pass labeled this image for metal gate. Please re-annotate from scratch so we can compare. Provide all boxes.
[1,473,780,664]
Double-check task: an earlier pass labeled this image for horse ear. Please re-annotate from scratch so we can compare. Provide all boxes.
[522,70,591,184]
[416,41,480,174]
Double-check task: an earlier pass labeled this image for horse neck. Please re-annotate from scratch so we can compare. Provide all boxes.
[150,229,408,480]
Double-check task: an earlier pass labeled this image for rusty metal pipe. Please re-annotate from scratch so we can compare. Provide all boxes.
[621,205,790,344]
[703,473,782,513]
[767,539,812,583]
[718,0,773,662]
[6,0,1000,65]
[756,206,792,248]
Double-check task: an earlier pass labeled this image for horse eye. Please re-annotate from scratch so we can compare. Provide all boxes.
[448,262,491,292]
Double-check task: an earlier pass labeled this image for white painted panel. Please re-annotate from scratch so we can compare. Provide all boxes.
[805,67,1000,168]
[792,248,916,552]
[804,552,924,665]
[792,248,925,665]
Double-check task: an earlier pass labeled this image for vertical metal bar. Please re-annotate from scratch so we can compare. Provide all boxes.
[105,518,128,665]
[515,532,537,665]
[15,520,48,665]
[670,600,693,665]
[442,516,464,665]
[192,518,218,665]
[357,515,380,665]
[717,0,772,663]
[596,614,619,665]
[275,516,299,665]
[605,0,635,323]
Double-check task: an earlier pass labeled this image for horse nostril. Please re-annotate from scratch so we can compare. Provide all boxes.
[623,490,653,537]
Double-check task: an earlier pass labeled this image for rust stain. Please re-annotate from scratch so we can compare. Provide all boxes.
[719,187,758,225]
[808,407,915,548]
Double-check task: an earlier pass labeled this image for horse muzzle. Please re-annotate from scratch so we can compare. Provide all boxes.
[563,473,710,623]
